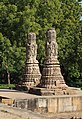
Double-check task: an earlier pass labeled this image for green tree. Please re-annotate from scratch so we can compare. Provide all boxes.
[0,33,13,84]
[0,0,81,87]
[0,33,25,84]
[57,0,82,86]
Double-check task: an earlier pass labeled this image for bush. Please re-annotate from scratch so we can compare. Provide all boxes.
[0,84,16,89]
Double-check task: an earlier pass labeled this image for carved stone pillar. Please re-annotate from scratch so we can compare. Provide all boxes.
[40,28,66,88]
[23,33,41,87]
[29,28,78,95]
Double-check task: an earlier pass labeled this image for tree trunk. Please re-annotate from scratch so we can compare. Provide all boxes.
[7,70,10,85]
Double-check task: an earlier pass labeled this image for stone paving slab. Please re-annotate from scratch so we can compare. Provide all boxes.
[0,89,39,99]
[0,89,82,100]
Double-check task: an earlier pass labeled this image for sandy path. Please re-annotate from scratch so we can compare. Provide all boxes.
[0,110,23,119]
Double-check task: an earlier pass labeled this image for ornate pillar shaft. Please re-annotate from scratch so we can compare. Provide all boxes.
[23,33,41,87]
[40,28,66,89]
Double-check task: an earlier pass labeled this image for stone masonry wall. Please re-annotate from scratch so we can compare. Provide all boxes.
[14,95,82,114]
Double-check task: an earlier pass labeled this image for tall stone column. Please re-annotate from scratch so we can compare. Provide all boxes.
[40,28,66,89]
[29,29,78,95]
[23,33,41,88]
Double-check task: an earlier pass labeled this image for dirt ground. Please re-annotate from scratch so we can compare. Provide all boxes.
[0,110,22,119]
[0,104,82,119]
[0,104,47,119]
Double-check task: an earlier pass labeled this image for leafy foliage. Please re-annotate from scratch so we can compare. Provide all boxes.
[0,84,15,89]
[0,0,82,87]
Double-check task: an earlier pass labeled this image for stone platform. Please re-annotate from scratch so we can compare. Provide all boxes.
[14,90,82,114]
[0,89,82,114]
[16,84,78,96]
[29,86,80,96]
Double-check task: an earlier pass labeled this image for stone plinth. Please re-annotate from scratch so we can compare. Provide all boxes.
[21,33,41,89]
[40,64,66,89]
[0,89,82,115]
[15,92,82,114]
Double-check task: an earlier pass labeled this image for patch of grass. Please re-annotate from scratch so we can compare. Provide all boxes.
[0,84,16,89]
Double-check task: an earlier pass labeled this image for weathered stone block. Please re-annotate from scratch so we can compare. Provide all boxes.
[48,98,57,113]
[36,98,48,113]
[16,99,27,109]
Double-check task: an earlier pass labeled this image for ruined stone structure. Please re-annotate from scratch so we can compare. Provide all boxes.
[29,28,79,95]
[15,28,82,115]
[20,28,80,95]
[22,33,41,88]
[40,28,66,89]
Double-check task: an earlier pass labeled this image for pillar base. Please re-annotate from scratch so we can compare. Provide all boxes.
[29,86,78,96]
